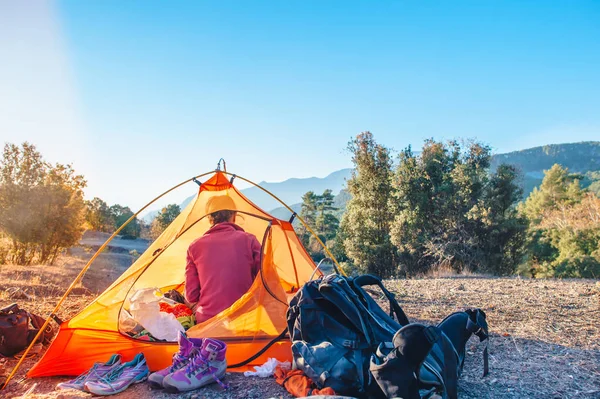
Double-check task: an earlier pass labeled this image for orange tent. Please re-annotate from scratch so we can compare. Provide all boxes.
[25,170,327,378]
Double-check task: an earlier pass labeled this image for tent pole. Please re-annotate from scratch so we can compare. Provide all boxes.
[221,172,344,274]
[1,171,213,390]
[3,168,343,388]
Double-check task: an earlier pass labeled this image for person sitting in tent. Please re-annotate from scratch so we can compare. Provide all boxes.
[185,195,262,323]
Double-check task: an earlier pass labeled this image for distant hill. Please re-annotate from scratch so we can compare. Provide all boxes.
[142,168,353,223]
[269,188,352,222]
[491,141,600,197]
[274,142,600,217]
[143,142,600,222]
[491,142,600,173]
[242,168,352,212]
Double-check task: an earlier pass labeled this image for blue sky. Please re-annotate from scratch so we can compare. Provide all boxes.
[1,1,599,210]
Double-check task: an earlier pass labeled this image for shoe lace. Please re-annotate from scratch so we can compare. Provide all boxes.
[184,351,207,376]
[185,351,229,390]
[97,364,125,384]
[169,350,191,372]
[68,364,99,384]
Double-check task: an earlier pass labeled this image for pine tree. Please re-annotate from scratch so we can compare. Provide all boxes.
[340,132,397,277]
[299,190,340,261]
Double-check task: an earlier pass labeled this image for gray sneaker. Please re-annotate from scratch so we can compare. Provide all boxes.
[148,331,203,388]
[163,338,228,392]
[56,354,121,391]
[84,353,149,395]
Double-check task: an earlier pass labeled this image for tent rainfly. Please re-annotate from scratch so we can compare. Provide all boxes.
[4,166,339,387]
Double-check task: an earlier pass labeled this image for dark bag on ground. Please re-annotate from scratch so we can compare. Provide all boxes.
[0,303,55,357]
[287,274,489,399]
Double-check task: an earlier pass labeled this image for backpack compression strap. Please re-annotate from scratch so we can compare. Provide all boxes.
[465,309,489,377]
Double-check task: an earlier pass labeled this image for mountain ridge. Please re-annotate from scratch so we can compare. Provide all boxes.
[143,141,600,222]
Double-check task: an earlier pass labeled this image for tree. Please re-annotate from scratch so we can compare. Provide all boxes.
[0,143,47,264]
[150,204,181,239]
[297,191,318,249]
[340,132,397,277]
[519,164,583,223]
[390,140,526,275]
[298,190,340,261]
[37,164,87,264]
[85,197,114,232]
[0,142,87,265]
[476,164,528,275]
[315,189,337,234]
[520,164,600,278]
[110,205,140,238]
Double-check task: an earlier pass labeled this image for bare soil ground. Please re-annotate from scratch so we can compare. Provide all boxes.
[79,231,150,254]
[1,251,599,399]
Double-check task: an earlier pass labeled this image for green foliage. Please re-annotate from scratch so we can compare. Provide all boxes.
[85,197,143,239]
[519,164,584,223]
[490,142,600,200]
[390,140,527,275]
[0,142,87,265]
[490,142,600,177]
[340,132,397,278]
[298,190,339,261]
[110,204,140,238]
[150,204,181,239]
[85,197,114,232]
[520,164,600,278]
[583,171,600,197]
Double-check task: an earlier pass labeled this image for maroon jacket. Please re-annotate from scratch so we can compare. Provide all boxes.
[185,222,261,323]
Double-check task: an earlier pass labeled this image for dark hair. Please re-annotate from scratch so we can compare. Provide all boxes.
[209,210,235,225]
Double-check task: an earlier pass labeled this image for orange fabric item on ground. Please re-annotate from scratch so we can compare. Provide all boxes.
[274,365,336,397]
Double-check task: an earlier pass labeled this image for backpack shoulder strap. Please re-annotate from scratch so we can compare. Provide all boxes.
[352,274,410,326]
[319,275,375,346]
[27,312,55,345]
[465,309,489,377]
[440,334,458,399]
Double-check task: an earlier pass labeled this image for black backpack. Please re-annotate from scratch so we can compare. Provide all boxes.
[287,274,489,399]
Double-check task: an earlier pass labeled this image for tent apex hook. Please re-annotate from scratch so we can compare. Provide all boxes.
[216,158,227,172]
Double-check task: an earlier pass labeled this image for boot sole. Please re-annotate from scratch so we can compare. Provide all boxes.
[163,369,226,393]
[86,374,148,396]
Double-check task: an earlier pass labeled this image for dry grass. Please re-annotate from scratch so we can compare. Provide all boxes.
[0,253,599,398]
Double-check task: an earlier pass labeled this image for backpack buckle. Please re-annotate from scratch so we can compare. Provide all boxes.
[466,318,488,341]
[342,339,359,349]
[424,326,440,344]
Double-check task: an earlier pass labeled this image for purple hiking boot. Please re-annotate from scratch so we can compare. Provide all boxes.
[56,354,122,391]
[148,331,203,389]
[162,338,228,393]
